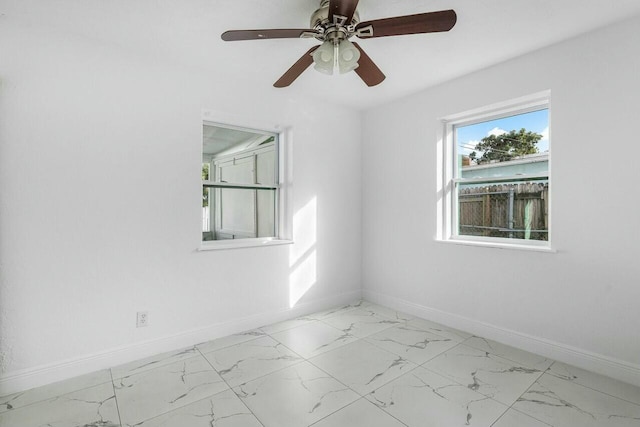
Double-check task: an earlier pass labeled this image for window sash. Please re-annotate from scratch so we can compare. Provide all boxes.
[453,178,549,242]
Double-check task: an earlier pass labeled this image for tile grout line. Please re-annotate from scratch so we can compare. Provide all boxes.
[113,351,223,426]
[361,324,463,366]
[414,337,639,424]
[485,371,546,427]
[195,346,268,427]
[260,303,364,336]
[196,333,266,358]
[463,335,557,372]
[110,346,202,381]
[0,372,115,416]
[117,348,264,427]
[302,337,422,426]
[128,348,270,427]
[407,316,474,343]
[495,406,555,427]
[492,358,553,425]
[302,311,545,427]
[543,361,640,407]
[495,366,554,427]
[269,299,368,328]
[108,369,124,427]
[273,353,367,426]
[201,335,310,393]
[308,396,411,427]
[287,304,493,425]
[416,340,542,416]
[218,305,415,427]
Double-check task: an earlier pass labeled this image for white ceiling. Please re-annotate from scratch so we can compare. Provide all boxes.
[4,0,640,110]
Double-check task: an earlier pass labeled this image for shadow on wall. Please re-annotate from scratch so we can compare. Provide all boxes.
[289,196,317,308]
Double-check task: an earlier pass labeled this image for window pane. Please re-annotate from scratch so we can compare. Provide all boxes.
[452,106,549,243]
[219,156,254,184]
[455,109,549,179]
[458,181,548,241]
[213,188,276,240]
[202,123,277,241]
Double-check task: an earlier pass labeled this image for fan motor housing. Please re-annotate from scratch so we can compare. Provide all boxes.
[310,0,360,32]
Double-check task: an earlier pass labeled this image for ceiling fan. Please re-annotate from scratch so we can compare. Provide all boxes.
[221,0,457,88]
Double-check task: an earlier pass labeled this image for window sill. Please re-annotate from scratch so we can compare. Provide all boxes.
[198,238,293,251]
[436,238,556,253]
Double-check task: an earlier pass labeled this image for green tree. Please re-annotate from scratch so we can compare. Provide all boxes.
[471,128,542,164]
[202,163,210,208]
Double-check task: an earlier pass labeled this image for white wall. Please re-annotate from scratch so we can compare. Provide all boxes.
[3,7,639,395]
[362,15,640,385]
[0,18,362,393]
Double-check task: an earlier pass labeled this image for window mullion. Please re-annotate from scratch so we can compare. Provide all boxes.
[202,181,279,191]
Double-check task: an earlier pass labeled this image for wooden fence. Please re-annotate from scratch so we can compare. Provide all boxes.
[458,182,549,240]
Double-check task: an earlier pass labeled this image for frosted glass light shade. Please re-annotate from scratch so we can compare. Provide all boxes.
[313,41,335,75]
[338,39,360,74]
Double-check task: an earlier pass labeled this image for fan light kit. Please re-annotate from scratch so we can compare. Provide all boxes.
[313,39,361,75]
[222,0,457,88]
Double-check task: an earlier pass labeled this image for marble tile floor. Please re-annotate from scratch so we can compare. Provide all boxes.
[2,300,640,427]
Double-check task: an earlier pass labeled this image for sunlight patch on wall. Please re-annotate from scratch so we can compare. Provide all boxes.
[289,197,317,307]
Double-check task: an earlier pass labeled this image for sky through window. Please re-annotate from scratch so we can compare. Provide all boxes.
[456,109,549,157]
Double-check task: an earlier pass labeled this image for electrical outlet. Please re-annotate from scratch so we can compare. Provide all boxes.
[136,311,149,328]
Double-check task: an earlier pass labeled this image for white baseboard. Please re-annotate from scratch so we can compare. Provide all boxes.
[0,290,362,396]
[363,289,640,388]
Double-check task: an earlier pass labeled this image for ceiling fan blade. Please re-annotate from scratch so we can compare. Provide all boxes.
[222,29,315,41]
[329,0,360,25]
[274,46,319,88]
[352,43,385,87]
[356,10,457,39]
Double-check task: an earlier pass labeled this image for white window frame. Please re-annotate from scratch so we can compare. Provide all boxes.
[199,110,293,251]
[437,91,553,252]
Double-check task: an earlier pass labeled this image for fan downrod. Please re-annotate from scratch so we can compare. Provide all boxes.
[308,0,361,43]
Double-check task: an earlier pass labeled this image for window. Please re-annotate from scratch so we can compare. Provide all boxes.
[439,91,551,249]
[201,121,290,249]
